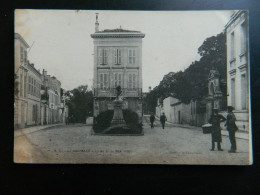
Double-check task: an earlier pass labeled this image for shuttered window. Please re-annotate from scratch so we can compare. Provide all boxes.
[114,49,122,65]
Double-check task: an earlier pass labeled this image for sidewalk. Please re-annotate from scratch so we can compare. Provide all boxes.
[154,116,249,140]
[14,123,63,137]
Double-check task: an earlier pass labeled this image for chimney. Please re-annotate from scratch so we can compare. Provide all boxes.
[95,13,99,32]
[42,69,47,76]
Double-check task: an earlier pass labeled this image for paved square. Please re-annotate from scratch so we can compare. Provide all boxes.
[14,117,250,164]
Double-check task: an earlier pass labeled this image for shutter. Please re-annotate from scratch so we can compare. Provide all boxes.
[98,49,102,65]
[119,74,122,86]
[133,74,136,89]
[104,74,108,89]
[100,74,103,89]
[114,49,117,64]
[118,49,121,64]
[115,73,117,87]
[104,49,107,64]
[133,49,136,64]
[129,50,132,64]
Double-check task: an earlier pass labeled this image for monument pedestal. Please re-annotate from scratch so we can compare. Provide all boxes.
[110,98,127,128]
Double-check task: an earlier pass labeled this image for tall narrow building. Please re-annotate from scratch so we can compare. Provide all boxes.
[91,14,145,122]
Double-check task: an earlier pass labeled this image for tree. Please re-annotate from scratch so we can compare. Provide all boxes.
[65,85,93,123]
[144,32,227,109]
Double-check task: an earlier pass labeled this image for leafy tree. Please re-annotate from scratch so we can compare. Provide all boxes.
[144,32,227,109]
[65,85,93,123]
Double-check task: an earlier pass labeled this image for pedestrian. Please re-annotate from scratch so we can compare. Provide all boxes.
[160,112,167,129]
[150,112,155,129]
[209,108,226,151]
[225,106,238,153]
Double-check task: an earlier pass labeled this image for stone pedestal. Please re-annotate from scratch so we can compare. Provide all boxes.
[110,98,127,128]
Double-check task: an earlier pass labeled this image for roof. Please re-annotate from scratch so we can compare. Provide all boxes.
[15,33,30,48]
[91,28,145,38]
[101,28,140,33]
[224,10,248,30]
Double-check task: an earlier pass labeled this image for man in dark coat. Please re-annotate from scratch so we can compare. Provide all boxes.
[160,112,167,129]
[150,112,155,129]
[225,106,238,153]
[209,108,226,151]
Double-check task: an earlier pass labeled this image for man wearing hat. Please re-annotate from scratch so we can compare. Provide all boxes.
[150,112,155,129]
[225,106,238,153]
[209,108,226,151]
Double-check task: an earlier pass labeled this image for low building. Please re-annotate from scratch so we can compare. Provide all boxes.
[162,97,190,124]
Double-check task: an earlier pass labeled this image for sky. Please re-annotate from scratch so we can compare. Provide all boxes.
[15,10,233,92]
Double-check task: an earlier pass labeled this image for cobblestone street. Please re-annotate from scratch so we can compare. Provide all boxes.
[14,116,251,165]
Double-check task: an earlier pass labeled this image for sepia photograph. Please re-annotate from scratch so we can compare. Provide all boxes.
[14,10,252,165]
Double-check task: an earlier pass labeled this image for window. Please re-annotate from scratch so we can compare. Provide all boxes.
[133,74,136,89]
[33,79,36,96]
[241,22,248,54]
[230,32,235,60]
[20,47,24,63]
[99,48,108,65]
[24,75,27,97]
[114,49,122,65]
[24,50,27,64]
[128,74,137,89]
[114,73,122,87]
[99,73,109,90]
[231,78,236,108]
[129,49,136,64]
[20,73,23,97]
[241,74,248,110]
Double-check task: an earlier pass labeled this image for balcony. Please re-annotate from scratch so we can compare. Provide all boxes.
[94,88,142,98]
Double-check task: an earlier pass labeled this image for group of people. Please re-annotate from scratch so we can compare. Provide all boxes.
[149,112,167,129]
[209,106,238,153]
[149,106,238,153]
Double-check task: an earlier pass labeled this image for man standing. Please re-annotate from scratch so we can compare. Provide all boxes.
[209,108,226,151]
[150,112,155,128]
[225,106,238,153]
[160,112,167,129]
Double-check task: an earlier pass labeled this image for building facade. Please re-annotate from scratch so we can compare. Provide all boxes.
[41,69,62,124]
[15,33,66,129]
[26,62,42,126]
[91,15,145,122]
[14,33,30,129]
[225,10,249,131]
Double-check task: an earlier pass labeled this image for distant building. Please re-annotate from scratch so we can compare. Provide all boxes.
[225,10,249,131]
[91,14,145,122]
[41,69,62,124]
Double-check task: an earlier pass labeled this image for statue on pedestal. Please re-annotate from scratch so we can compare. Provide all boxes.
[110,86,127,128]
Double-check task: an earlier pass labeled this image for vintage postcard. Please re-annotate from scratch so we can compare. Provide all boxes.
[14,10,252,165]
